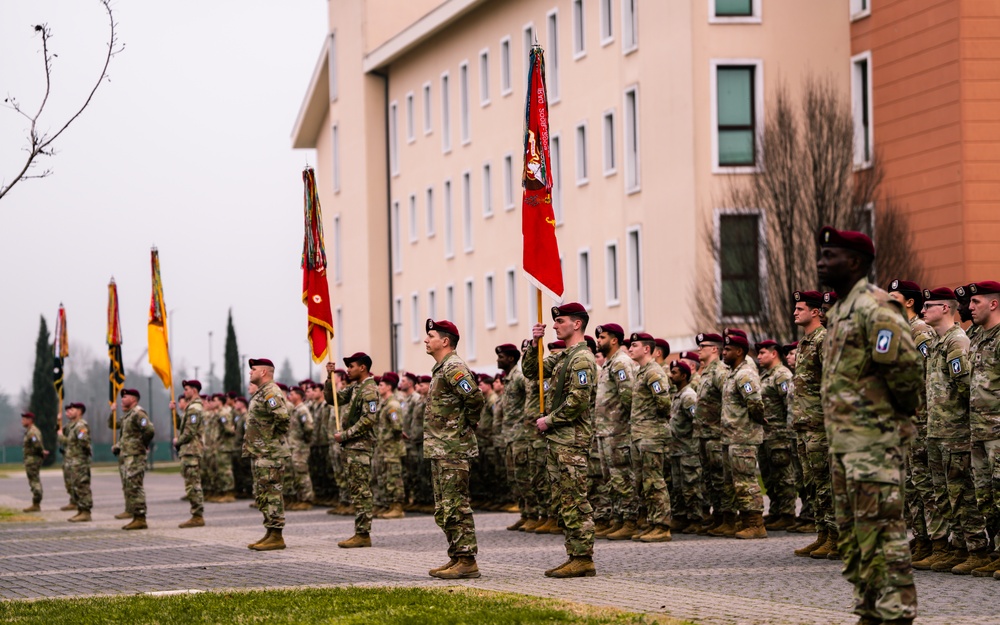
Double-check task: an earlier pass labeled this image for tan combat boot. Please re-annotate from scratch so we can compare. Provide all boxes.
[697,512,722,535]
[794,528,828,556]
[639,524,673,543]
[931,548,968,572]
[669,516,688,531]
[380,503,405,519]
[766,513,796,531]
[679,518,703,534]
[546,555,596,578]
[507,517,528,531]
[606,519,639,540]
[810,528,838,556]
[535,517,560,534]
[22,503,40,513]
[68,510,92,522]
[337,533,372,548]
[179,515,205,528]
[952,548,992,575]
[114,511,132,520]
[433,556,481,579]
[595,519,622,538]
[248,529,272,549]
[971,554,1000,577]
[60,502,77,511]
[734,512,767,540]
[593,519,611,534]
[631,524,655,541]
[122,515,148,530]
[521,518,543,532]
[218,492,236,503]
[250,528,286,551]
[708,512,737,537]
[544,558,572,576]
[912,539,949,570]
[429,558,459,576]
[910,537,933,562]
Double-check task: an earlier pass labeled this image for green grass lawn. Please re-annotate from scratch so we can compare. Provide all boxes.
[1,587,687,624]
[0,506,42,523]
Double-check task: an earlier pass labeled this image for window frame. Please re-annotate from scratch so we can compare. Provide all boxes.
[422,81,433,136]
[410,292,421,342]
[550,132,564,225]
[464,278,477,360]
[332,123,341,193]
[621,0,638,54]
[479,48,491,107]
[605,240,620,307]
[459,60,471,145]
[575,121,589,186]
[444,178,454,259]
[710,59,764,174]
[441,71,452,153]
[500,36,512,96]
[522,23,536,94]
[505,267,519,325]
[389,99,400,177]
[572,0,586,60]
[503,153,515,210]
[546,9,561,104]
[462,170,473,253]
[405,91,415,144]
[599,0,614,46]
[482,161,493,217]
[602,108,617,176]
[851,50,874,170]
[623,85,641,193]
[333,214,343,284]
[709,0,762,24]
[328,32,339,101]
[625,226,643,330]
[408,193,418,243]
[426,185,436,237]
[428,287,437,320]
[484,272,496,330]
[714,207,766,322]
[850,0,871,21]
[391,199,402,274]
[578,248,592,310]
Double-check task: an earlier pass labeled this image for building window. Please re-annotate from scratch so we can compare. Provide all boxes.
[391,200,402,274]
[715,0,752,16]
[852,51,873,168]
[394,297,404,369]
[410,293,420,342]
[332,124,341,193]
[606,240,620,306]
[623,86,640,192]
[485,273,496,329]
[332,214,343,284]
[718,212,761,318]
[578,249,591,309]
[546,10,560,103]
[602,109,616,175]
[422,82,432,135]
[599,0,614,45]
[523,24,535,92]
[464,279,476,358]
[405,92,415,143]
[626,227,643,329]
[551,133,563,224]
[428,288,437,320]
[328,32,338,101]
[462,170,473,252]
[850,0,870,20]
[713,62,761,169]
[479,49,490,106]
[408,193,418,243]
[482,162,493,217]
[505,267,518,325]
[503,153,515,210]
[426,186,435,237]
[441,72,451,153]
[446,284,455,320]
[444,179,454,258]
[575,122,588,185]
[572,0,586,59]
[389,100,400,176]
[500,36,512,96]
[335,307,344,362]
[622,0,637,53]
[459,61,471,145]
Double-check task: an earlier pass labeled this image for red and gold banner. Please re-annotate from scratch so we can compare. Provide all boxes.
[147,248,172,389]
[302,167,335,362]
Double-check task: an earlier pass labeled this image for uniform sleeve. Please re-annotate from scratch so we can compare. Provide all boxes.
[738,371,766,424]
[342,384,379,441]
[870,305,922,415]
[222,412,236,437]
[611,361,634,419]
[177,406,200,445]
[300,407,315,441]
[648,370,673,418]
[947,334,972,408]
[389,402,403,435]
[546,353,595,427]
[271,399,291,437]
[139,410,155,447]
[521,344,560,380]
[78,424,92,456]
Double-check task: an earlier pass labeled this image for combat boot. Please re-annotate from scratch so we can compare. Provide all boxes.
[912,538,949,570]
[535,517,561,534]
[250,528,286,551]
[433,556,480,579]
[379,503,405,519]
[501,502,520,513]
[606,519,639,540]
[631,525,654,541]
[544,558,572,576]
[593,519,611,534]
[734,512,767,539]
[546,555,596,578]
[429,558,458,575]
[669,516,687,531]
[248,529,272,549]
[337,533,372,548]
[765,513,796,531]
[639,525,673,542]
[179,515,205,528]
[788,518,816,533]
[708,512,737,537]
[341,504,356,516]
[951,548,991,575]
[971,554,1000,577]
[931,547,968,572]
[810,528,839,557]
[122,515,148,530]
[697,512,722,535]
[68,510,91,522]
[218,492,236,503]
[114,511,132,520]
[60,503,77,511]
[508,517,528,531]
[595,519,621,538]
[910,537,933,562]
[521,518,543,532]
[679,518,703,534]
[794,529,828,557]
[22,503,40,513]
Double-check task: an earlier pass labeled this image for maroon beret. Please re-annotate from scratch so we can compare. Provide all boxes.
[200,394,209,400]
[297,379,314,389]
[725,334,749,350]
[21,411,35,419]
[793,290,824,307]
[334,368,347,378]
[547,340,566,350]
[380,371,400,387]
[969,281,1000,296]
[923,287,956,301]
[818,225,875,258]
[823,291,838,305]
[477,373,494,384]
[669,360,691,376]
[182,379,202,391]
[955,285,971,300]
[696,333,724,345]
[403,371,419,383]
[679,350,701,362]
[426,318,460,338]
[343,352,372,369]
[495,343,519,355]
[288,386,305,396]
[551,302,589,320]
[494,371,505,381]
[235,396,249,405]
[419,375,432,384]
[755,340,779,351]
[780,342,798,356]
[585,335,598,353]
[654,338,671,354]
[725,328,747,339]
[630,332,655,343]
[276,383,289,392]
[227,391,239,399]
[121,388,141,399]
[248,358,275,368]
[211,393,226,401]
[595,323,625,339]
[69,402,87,413]
[888,279,921,296]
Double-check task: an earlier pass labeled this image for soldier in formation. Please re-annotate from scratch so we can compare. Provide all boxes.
[21,411,47,512]
[114,388,154,530]
[285,385,315,510]
[57,402,92,522]
[244,358,291,551]
[172,380,206,528]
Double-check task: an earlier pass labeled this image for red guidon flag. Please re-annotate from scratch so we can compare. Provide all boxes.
[302,167,335,362]
[521,45,564,303]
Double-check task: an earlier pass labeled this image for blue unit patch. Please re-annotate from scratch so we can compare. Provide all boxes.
[951,358,962,374]
[140,418,147,427]
[77,431,84,439]
[220,417,227,424]
[617,370,627,381]
[368,401,378,413]
[578,371,589,385]
[742,382,753,394]
[780,382,788,393]
[919,343,929,358]
[267,397,278,409]
[875,329,893,354]
[191,415,197,424]
[459,379,474,394]
[301,415,307,422]
[651,380,662,394]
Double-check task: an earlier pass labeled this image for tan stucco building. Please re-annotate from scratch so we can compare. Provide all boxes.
[292,0,853,374]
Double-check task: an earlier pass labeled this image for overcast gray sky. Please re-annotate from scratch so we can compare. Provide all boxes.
[0,0,328,399]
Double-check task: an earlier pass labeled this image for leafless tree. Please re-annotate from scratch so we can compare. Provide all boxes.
[1,0,122,201]
[693,74,924,343]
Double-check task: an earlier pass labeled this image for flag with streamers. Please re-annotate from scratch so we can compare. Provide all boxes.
[52,304,68,403]
[108,278,125,405]
[302,167,335,362]
[147,248,173,389]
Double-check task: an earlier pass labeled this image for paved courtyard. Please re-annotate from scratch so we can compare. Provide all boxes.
[0,467,996,624]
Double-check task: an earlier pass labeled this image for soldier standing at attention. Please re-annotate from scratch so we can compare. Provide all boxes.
[214,394,237,502]
[423,319,485,579]
[695,333,729,534]
[326,352,379,548]
[523,303,599,578]
[818,226,921,625]
[285,386,315,511]
[172,381,206,528]
[374,372,406,519]
[58,402,92,522]
[245,358,291,551]
[496,344,531,530]
[232,394,253,499]
[116,389,154,530]
[21,412,48,512]
[667,361,704,533]
[755,340,797,533]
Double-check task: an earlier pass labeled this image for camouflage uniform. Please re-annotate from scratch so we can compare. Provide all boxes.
[501,365,535,517]
[721,359,765,513]
[630,360,673,526]
[58,418,92,512]
[119,405,155,515]
[23,423,45,506]
[473,389,499,504]
[287,402,315,503]
[526,375,552,518]
[905,316,936,541]
[307,397,332,503]
[669,383,703,522]
[594,347,638,523]
[216,405,236,495]
[969,320,1000,549]
[201,406,217,496]
[793,325,834,531]
[327,377,379,534]
[403,391,431,505]
[176,397,205,517]
[376,395,406,505]
[107,414,128,511]
[759,363,796,517]
[925,323,988,551]
[233,407,253,499]
[523,342,597,557]
[245,381,291,529]
[425,352,484,557]
[696,358,728,516]
[823,277,921,622]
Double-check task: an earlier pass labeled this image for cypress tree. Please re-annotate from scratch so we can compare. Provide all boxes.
[223,309,242,394]
[28,316,59,466]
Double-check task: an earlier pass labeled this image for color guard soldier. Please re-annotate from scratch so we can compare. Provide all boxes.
[21,412,47,512]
